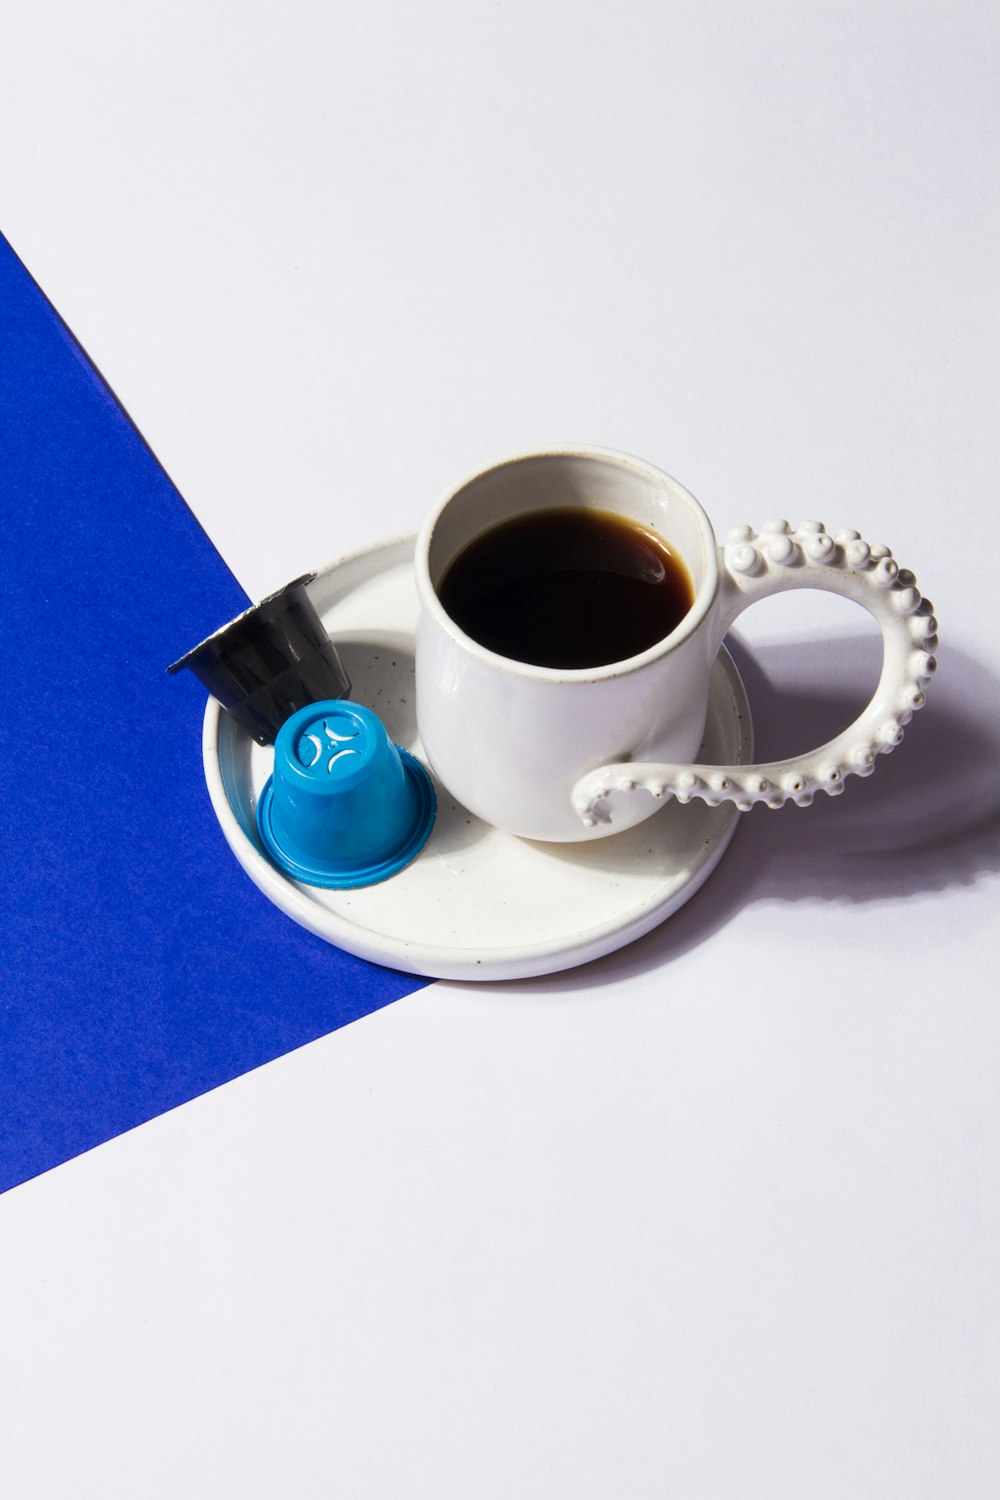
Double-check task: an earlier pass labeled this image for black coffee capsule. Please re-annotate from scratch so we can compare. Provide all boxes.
[167,574,351,744]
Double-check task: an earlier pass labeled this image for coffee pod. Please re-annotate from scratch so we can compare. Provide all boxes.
[256,701,436,889]
[166,574,351,744]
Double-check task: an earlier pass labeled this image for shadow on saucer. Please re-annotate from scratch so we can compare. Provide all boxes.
[493,631,1000,993]
[335,633,419,747]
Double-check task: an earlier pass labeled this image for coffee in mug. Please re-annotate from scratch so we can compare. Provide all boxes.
[438,506,694,670]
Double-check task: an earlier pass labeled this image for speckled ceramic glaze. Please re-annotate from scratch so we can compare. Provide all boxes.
[416,447,936,842]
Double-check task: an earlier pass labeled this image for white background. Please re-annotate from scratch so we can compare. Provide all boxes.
[2,2,998,1495]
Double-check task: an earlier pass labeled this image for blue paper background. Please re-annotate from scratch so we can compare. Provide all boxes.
[0,235,430,1195]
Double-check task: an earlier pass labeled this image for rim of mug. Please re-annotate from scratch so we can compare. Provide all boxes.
[415,445,720,682]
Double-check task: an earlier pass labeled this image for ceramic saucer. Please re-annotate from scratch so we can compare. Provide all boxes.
[203,535,752,982]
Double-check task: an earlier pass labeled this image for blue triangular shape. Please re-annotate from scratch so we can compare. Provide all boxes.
[0,235,429,1194]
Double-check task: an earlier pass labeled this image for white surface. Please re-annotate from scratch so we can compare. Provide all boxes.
[206,537,750,979]
[2,2,999,1496]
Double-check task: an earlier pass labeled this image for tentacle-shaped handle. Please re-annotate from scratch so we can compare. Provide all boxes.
[573,519,938,823]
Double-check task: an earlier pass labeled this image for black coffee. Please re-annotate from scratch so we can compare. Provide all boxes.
[438,506,694,669]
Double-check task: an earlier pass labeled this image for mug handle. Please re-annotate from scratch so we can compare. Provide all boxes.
[572,519,938,823]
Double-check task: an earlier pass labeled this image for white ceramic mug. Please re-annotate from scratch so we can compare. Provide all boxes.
[414,447,937,842]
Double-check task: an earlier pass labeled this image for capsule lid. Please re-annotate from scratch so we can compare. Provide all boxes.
[255,702,436,889]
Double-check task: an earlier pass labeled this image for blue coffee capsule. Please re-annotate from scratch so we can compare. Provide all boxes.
[256,701,436,889]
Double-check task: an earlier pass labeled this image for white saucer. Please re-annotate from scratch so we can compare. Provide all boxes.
[203,536,752,982]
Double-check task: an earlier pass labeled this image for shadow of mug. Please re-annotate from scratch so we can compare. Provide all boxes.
[726,633,1000,879]
[492,632,1000,992]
